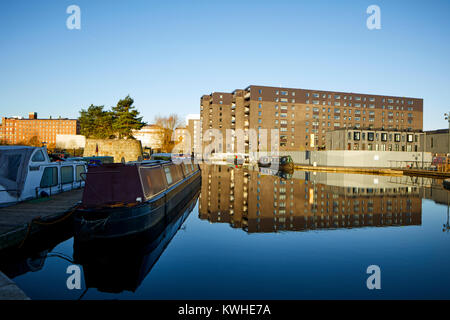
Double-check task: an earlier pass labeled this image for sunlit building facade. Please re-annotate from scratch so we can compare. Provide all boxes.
[200,86,423,152]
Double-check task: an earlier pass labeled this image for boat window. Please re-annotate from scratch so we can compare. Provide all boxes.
[32,150,45,162]
[140,167,167,198]
[182,163,191,175]
[61,166,74,184]
[75,165,86,182]
[168,164,184,184]
[0,153,22,182]
[40,167,58,188]
[164,167,173,185]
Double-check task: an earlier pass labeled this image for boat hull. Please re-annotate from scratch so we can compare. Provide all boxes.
[74,170,201,241]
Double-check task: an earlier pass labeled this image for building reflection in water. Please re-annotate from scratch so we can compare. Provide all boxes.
[199,165,422,233]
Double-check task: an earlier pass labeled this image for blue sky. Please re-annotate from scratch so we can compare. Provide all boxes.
[0,0,449,130]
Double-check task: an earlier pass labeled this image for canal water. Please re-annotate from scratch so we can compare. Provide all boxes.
[2,165,450,299]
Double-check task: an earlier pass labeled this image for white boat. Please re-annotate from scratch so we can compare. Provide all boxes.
[0,146,87,207]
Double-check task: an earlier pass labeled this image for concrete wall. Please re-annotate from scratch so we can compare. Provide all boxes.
[425,132,450,154]
[280,150,432,168]
[55,134,86,149]
[83,139,143,162]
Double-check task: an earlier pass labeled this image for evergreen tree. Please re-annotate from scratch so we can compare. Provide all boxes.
[112,95,145,139]
[78,105,114,139]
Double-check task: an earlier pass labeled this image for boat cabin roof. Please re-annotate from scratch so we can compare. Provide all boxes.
[81,161,199,207]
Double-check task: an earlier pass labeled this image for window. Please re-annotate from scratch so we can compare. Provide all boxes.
[368,132,374,141]
[407,134,413,142]
[61,166,74,184]
[164,167,172,185]
[354,132,360,141]
[76,165,86,182]
[40,167,58,188]
[140,167,167,198]
[395,134,401,142]
[32,150,45,162]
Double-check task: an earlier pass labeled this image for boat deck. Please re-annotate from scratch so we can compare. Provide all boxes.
[0,189,83,252]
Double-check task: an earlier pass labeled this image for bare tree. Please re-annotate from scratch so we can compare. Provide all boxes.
[154,114,183,153]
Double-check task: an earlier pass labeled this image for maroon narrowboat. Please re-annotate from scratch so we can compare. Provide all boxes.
[74,160,201,240]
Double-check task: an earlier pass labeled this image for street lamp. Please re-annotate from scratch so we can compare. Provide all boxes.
[445,113,450,157]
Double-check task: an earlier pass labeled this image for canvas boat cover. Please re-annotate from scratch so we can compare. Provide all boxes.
[0,147,34,198]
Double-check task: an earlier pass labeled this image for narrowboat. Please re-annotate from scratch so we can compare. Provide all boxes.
[74,160,201,240]
[73,189,200,293]
[0,146,86,207]
[258,155,294,172]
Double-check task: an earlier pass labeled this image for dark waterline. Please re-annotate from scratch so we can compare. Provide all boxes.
[3,166,450,299]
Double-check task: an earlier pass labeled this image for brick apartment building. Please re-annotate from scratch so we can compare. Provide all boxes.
[200,85,423,152]
[0,112,79,145]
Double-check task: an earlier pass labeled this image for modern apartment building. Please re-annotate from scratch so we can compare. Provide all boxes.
[174,114,201,155]
[200,85,423,152]
[326,128,425,152]
[198,165,422,233]
[0,112,79,145]
[186,114,201,155]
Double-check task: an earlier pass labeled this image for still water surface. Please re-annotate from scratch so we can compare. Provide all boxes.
[3,165,450,299]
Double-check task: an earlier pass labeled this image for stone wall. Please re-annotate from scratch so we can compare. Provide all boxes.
[83,139,143,162]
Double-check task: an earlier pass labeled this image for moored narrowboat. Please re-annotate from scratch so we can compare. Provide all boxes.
[74,160,201,240]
